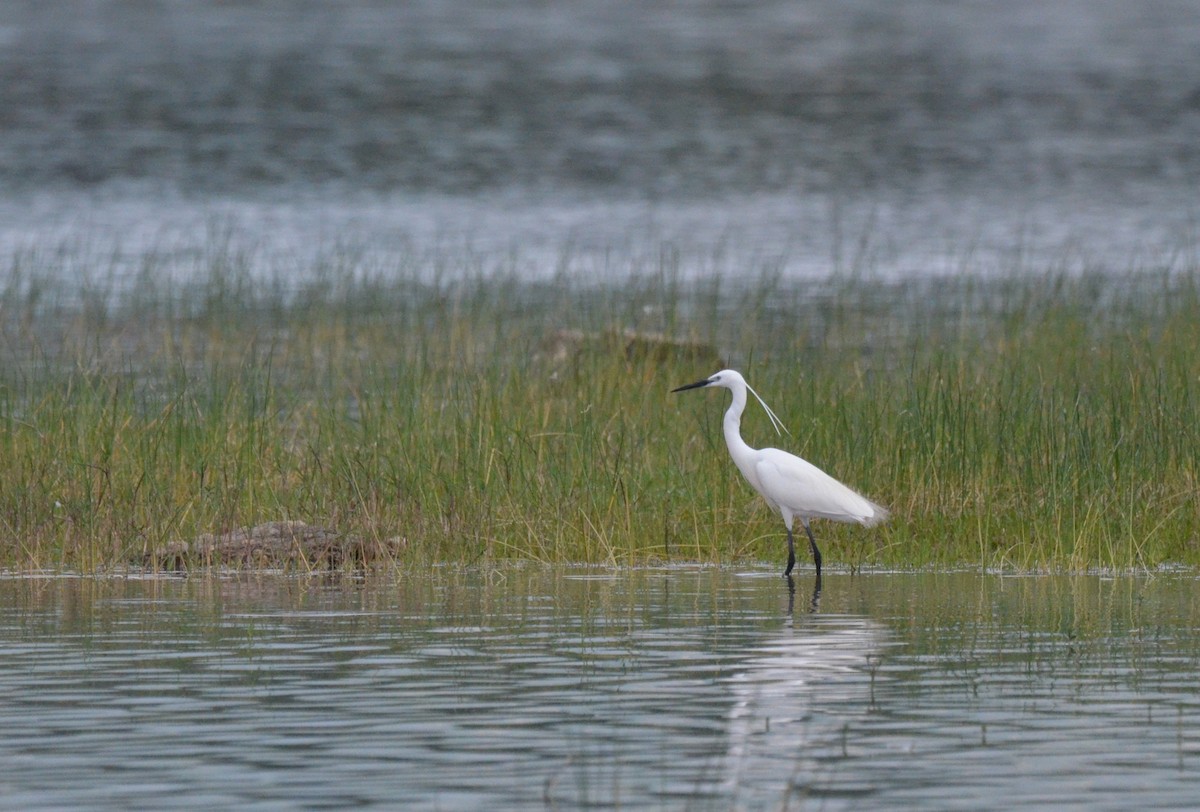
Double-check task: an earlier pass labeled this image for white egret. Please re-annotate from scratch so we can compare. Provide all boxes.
[672,369,888,578]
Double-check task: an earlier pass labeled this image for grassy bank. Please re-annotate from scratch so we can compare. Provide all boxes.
[0,249,1197,572]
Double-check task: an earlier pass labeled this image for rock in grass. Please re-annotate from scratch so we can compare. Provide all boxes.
[541,328,723,370]
[150,521,405,570]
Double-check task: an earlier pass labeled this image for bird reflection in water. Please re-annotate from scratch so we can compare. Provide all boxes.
[786,572,822,615]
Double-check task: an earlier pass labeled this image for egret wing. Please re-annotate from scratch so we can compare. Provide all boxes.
[754,448,886,525]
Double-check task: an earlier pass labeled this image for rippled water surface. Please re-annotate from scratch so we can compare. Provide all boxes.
[2,569,1198,810]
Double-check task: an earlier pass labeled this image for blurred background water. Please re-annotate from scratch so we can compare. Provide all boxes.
[1,0,1198,283]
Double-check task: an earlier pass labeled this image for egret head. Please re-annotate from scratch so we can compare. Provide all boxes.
[671,369,789,435]
[670,368,744,393]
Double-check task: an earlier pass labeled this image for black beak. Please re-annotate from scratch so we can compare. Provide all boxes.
[671,378,712,393]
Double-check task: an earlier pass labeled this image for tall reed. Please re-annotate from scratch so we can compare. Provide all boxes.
[0,249,1196,572]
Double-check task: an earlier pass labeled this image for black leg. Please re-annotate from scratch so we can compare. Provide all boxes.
[802,519,822,578]
[784,527,796,577]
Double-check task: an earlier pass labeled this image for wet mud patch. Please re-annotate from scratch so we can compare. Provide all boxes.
[149,521,405,570]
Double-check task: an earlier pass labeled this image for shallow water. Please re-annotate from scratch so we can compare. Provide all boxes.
[1,569,1198,810]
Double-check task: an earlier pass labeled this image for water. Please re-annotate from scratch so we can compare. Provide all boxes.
[1,1,1198,286]
[2,569,1198,810]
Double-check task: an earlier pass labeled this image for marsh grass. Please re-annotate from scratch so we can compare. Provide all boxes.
[0,247,1197,572]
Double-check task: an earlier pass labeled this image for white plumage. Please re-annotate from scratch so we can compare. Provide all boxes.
[672,369,887,578]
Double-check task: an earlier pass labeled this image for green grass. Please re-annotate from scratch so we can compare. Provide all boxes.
[0,247,1197,572]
